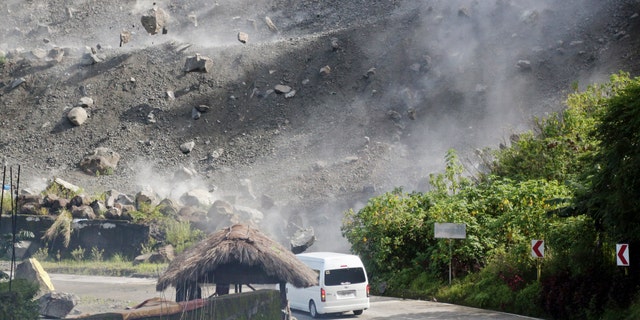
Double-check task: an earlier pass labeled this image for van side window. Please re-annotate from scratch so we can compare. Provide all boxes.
[324,267,366,286]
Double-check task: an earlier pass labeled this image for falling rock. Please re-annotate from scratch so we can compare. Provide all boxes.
[188,13,198,27]
[290,227,316,254]
[180,141,196,154]
[47,47,65,63]
[39,292,78,319]
[234,205,264,225]
[261,194,275,210]
[239,178,257,200]
[10,77,26,89]
[120,30,131,47]
[264,16,278,33]
[79,96,94,107]
[141,7,169,35]
[274,84,292,94]
[195,104,211,113]
[285,90,296,98]
[79,147,121,175]
[192,107,201,120]
[67,106,88,126]
[173,166,197,181]
[49,178,81,195]
[80,53,102,65]
[183,53,213,73]
[237,32,249,44]
[331,37,340,51]
[319,65,331,75]
[516,60,532,71]
[180,188,213,207]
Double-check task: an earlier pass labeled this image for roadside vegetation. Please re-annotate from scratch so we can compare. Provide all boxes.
[341,71,640,320]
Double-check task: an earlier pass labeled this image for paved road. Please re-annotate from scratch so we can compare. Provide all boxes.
[291,296,541,319]
[49,274,539,319]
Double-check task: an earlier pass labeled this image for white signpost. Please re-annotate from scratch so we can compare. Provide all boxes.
[531,240,544,258]
[434,223,466,285]
[531,239,545,281]
[617,244,629,267]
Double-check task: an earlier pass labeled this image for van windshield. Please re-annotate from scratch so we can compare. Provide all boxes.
[324,267,366,286]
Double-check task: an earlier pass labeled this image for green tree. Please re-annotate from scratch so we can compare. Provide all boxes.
[583,73,640,241]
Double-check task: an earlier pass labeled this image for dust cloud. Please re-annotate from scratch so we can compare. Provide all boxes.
[0,0,627,253]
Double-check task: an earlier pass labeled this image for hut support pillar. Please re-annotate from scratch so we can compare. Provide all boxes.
[279,282,290,320]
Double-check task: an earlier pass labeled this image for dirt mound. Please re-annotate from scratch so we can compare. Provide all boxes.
[1,0,639,250]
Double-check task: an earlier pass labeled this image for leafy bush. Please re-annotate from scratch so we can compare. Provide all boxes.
[71,246,85,261]
[0,279,40,320]
[90,247,104,261]
[163,219,204,253]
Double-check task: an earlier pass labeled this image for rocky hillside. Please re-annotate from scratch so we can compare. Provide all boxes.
[1,0,639,250]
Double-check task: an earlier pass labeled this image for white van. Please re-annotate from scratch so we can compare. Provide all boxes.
[287,252,370,318]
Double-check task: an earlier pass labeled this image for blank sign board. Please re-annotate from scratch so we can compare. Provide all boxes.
[434,223,466,239]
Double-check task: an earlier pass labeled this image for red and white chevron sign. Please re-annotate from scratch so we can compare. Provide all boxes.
[531,240,544,258]
[617,244,629,266]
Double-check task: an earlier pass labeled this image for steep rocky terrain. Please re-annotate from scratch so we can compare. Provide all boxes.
[1,0,639,250]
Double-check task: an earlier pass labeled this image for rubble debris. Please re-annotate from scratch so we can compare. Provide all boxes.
[319,65,331,75]
[364,67,376,78]
[80,52,103,66]
[192,107,201,120]
[47,47,65,63]
[183,53,213,73]
[331,37,340,51]
[237,31,249,44]
[387,110,401,121]
[195,104,210,113]
[408,108,417,120]
[166,90,175,100]
[274,84,292,94]
[174,43,192,53]
[79,96,94,107]
[285,90,296,98]
[264,16,278,33]
[67,106,88,126]
[516,59,532,71]
[79,147,120,175]
[141,7,169,35]
[180,141,196,154]
[188,13,198,27]
[120,30,131,47]
[10,77,26,89]
[458,7,470,18]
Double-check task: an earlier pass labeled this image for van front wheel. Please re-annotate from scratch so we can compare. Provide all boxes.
[353,310,364,315]
[309,300,319,318]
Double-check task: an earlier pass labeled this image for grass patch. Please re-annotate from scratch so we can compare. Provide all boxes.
[39,259,168,278]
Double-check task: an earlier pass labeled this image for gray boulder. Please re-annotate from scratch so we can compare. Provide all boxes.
[183,54,213,73]
[79,147,120,175]
[39,291,78,319]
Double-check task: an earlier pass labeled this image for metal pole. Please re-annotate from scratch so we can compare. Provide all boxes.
[449,239,452,285]
[9,166,15,291]
[0,166,5,233]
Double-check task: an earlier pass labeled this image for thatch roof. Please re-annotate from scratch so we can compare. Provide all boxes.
[156,224,318,291]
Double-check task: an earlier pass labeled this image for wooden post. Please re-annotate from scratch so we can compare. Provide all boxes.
[279,282,288,320]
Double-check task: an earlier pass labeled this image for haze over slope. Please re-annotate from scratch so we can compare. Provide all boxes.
[1,0,638,250]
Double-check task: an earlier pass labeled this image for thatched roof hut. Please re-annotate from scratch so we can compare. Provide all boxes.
[156,224,318,292]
